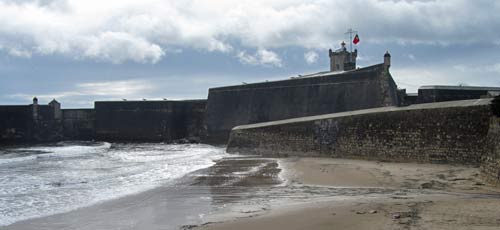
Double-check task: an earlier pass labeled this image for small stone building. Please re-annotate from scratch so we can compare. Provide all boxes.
[329,41,358,72]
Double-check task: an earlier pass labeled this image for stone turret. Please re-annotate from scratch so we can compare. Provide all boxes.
[384,51,391,71]
[32,97,39,122]
[329,41,357,72]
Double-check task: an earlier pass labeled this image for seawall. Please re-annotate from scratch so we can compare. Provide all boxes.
[0,106,33,143]
[227,98,500,185]
[227,99,492,163]
[482,117,500,186]
[0,104,62,144]
[62,109,95,140]
[95,100,206,142]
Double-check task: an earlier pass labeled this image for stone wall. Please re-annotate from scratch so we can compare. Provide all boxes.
[481,117,500,186]
[227,99,492,166]
[0,106,33,143]
[33,105,63,142]
[492,95,500,117]
[95,100,206,142]
[481,96,500,185]
[205,63,399,144]
[0,105,63,144]
[62,109,95,140]
[417,86,500,103]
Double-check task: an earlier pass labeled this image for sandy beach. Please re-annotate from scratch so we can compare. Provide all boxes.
[197,158,500,230]
[4,156,500,230]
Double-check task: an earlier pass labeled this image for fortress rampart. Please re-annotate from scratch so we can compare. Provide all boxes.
[0,99,206,143]
[0,101,62,143]
[62,109,95,140]
[204,63,398,144]
[227,98,500,184]
[95,100,206,142]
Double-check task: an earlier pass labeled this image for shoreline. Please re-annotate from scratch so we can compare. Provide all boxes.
[196,157,500,230]
[2,155,282,230]
[4,156,500,230]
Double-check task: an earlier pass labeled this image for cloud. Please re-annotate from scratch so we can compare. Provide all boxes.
[392,63,500,93]
[80,32,164,64]
[76,80,155,96]
[8,79,155,103]
[237,49,282,67]
[7,47,32,58]
[0,0,499,63]
[453,63,500,74]
[304,51,318,64]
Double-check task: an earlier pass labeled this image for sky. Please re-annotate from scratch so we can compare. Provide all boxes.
[0,0,499,108]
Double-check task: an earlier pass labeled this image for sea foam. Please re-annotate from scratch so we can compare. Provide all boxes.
[0,142,226,226]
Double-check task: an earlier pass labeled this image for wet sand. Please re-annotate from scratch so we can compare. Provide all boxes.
[5,157,500,230]
[3,156,283,230]
[197,158,500,230]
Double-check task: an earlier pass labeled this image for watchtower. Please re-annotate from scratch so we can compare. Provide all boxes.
[384,51,391,71]
[329,41,357,72]
[49,99,62,120]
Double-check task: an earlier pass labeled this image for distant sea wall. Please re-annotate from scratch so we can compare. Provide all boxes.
[228,99,500,185]
[0,104,62,144]
[205,64,399,144]
[62,109,95,140]
[417,86,500,103]
[0,106,33,143]
[95,100,206,142]
[1,100,207,144]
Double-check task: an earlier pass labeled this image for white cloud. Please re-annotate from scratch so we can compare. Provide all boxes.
[80,32,164,64]
[8,48,32,58]
[8,79,155,102]
[304,51,318,64]
[77,80,154,96]
[0,0,499,63]
[237,49,282,67]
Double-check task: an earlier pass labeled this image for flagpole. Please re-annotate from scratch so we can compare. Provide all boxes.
[344,28,358,61]
[349,29,352,53]
[345,28,357,52]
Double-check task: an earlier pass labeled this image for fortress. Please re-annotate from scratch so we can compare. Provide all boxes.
[1,44,499,144]
[1,43,500,185]
[204,49,396,143]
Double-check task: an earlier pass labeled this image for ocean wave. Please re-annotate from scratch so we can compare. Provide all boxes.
[0,142,111,165]
[0,142,226,227]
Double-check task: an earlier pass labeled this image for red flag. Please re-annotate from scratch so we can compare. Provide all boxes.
[353,34,360,45]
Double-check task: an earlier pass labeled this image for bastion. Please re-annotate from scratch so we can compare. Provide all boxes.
[227,98,500,185]
[205,60,398,144]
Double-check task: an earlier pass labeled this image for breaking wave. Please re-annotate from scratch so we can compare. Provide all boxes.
[0,142,226,226]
